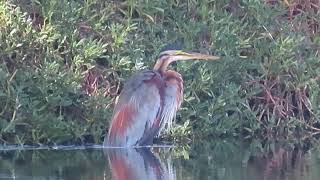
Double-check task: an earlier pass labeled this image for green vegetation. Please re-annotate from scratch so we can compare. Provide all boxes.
[0,0,319,145]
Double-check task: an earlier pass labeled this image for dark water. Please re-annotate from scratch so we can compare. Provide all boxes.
[1,140,320,180]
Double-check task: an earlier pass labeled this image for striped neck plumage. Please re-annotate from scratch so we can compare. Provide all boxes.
[153,55,172,75]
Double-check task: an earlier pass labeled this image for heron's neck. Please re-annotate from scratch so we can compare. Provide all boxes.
[153,56,172,75]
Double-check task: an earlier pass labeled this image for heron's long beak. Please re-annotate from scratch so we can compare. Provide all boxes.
[154,50,220,72]
[159,50,220,61]
[181,51,220,61]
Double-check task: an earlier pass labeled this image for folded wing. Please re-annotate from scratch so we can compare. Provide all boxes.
[105,70,165,147]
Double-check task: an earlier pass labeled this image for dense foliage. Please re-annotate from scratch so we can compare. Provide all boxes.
[0,0,319,145]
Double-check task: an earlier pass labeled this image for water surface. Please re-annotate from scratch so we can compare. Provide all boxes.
[1,140,320,180]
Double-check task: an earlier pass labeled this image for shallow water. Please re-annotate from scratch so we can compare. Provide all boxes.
[1,140,320,180]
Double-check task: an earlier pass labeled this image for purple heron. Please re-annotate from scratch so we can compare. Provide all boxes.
[104,50,220,147]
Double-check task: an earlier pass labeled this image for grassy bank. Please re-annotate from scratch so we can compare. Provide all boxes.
[0,0,319,145]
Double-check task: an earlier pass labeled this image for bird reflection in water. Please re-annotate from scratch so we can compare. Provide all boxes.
[104,148,175,180]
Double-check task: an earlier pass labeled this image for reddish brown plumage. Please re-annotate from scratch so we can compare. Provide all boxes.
[108,104,136,140]
[105,69,183,147]
[163,70,184,107]
[105,70,169,146]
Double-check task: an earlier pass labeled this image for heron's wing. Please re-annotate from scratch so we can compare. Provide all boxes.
[106,70,164,147]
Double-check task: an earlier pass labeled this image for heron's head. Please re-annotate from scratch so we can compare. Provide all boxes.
[154,50,220,73]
